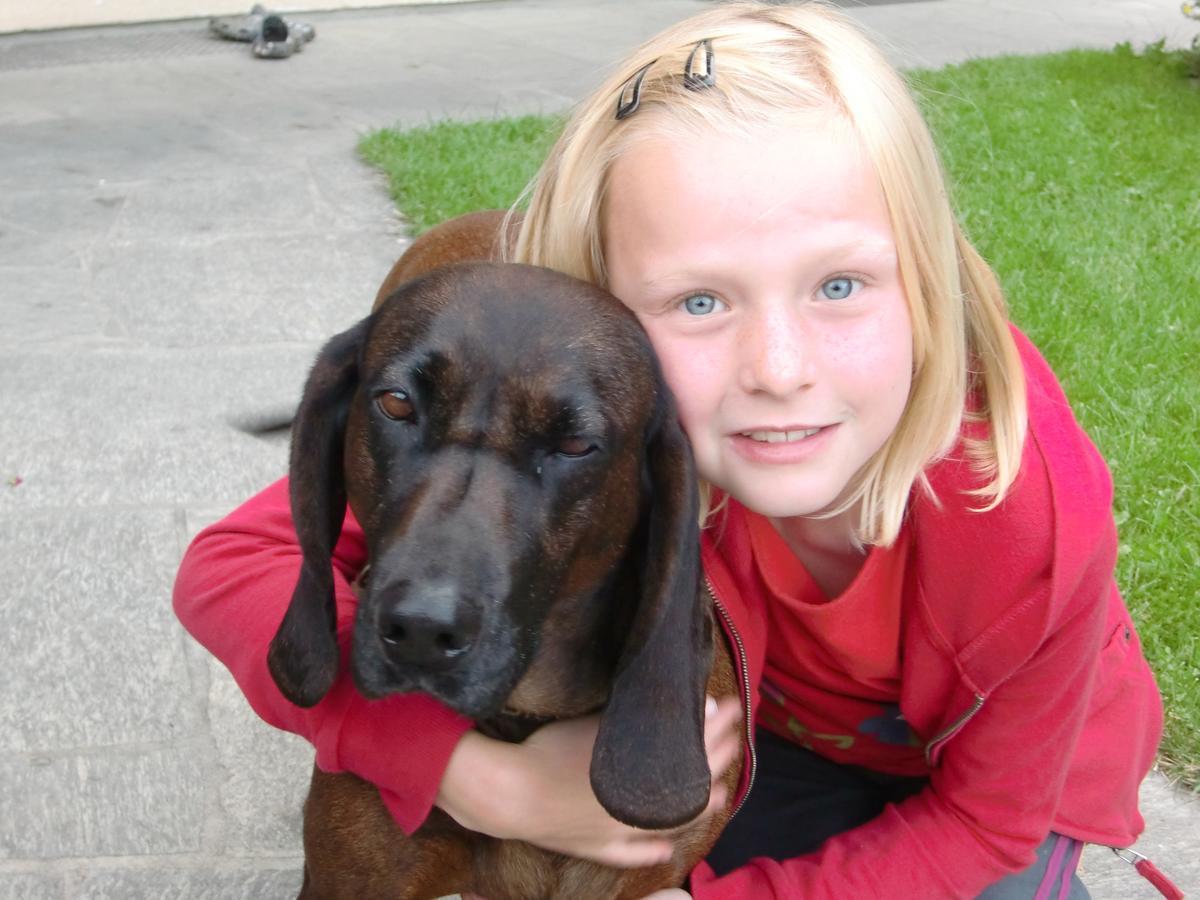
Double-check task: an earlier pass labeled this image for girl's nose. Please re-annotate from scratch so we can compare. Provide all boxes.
[739,303,816,397]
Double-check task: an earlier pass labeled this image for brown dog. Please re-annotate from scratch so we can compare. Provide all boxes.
[267,212,743,900]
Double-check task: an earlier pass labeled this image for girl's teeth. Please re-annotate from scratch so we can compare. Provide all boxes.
[744,428,821,443]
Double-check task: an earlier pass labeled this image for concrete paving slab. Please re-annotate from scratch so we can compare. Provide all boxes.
[106,173,324,242]
[90,233,375,345]
[0,746,208,859]
[0,509,193,753]
[0,188,124,266]
[71,866,304,899]
[206,661,313,855]
[0,266,105,345]
[848,0,1193,70]
[0,870,63,899]
[1079,773,1200,896]
[0,348,312,508]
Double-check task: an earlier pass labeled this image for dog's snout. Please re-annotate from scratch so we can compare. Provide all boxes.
[377,582,482,671]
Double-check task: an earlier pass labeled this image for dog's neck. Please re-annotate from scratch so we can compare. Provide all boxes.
[477,706,588,744]
[484,568,634,741]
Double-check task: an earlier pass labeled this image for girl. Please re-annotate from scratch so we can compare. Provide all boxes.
[174,2,1165,896]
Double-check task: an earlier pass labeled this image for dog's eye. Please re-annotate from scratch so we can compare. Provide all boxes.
[376,390,415,421]
[554,436,595,458]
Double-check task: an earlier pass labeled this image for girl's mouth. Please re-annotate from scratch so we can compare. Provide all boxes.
[740,427,823,443]
[730,424,837,462]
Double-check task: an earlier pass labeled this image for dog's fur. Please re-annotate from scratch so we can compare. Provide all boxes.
[267,211,741,900]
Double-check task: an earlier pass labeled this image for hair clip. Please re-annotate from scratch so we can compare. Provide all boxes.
[614,40,716,121]
[615,59,657,121]
[683,38,715,91]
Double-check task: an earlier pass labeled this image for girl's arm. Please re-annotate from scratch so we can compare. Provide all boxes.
[439,701,740,868]
[173,476,471,833]
[174,476,741,852]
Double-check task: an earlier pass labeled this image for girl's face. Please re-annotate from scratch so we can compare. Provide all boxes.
[604,121,913,521]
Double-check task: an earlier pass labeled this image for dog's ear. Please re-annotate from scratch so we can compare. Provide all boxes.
[267,317,370,708]
[590,390,711,830]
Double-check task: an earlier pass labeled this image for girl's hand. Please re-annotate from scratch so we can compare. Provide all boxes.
[437,696,742,869]
[510,695,740,866]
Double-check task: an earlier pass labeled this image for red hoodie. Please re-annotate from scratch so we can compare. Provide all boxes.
[173,327,1161,897]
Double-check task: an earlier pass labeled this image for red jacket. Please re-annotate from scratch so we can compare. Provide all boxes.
[173,328,1161,898]
[690,328,1162,897]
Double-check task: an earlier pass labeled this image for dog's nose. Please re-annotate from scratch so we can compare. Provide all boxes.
[377,584,481,670]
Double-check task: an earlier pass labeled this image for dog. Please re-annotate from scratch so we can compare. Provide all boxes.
[266,211,743,899]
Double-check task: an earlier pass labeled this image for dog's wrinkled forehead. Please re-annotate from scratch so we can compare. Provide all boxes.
[365,263,657,428]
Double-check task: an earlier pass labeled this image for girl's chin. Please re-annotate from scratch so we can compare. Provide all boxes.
[738,496,839,520]
[710,475,844,521]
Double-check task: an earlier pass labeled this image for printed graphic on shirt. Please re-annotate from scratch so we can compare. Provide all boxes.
[759,679,925,773]
[858,703,923,747]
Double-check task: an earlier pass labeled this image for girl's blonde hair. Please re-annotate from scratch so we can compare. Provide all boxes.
[506,0,1027,545]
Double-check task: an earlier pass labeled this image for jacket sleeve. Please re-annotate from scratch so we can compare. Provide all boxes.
[172,476,473,834]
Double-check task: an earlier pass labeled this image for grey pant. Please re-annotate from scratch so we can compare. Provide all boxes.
[979,833,1088,899]
[706,728,1090,897]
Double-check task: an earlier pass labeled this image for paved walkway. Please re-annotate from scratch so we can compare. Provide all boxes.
[0,1,1196,897]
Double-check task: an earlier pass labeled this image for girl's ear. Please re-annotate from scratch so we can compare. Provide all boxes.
[589,391,713,829]
[268,317,370,708]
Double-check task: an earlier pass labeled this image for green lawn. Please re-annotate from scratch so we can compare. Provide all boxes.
[359,115,563,234]
[359,46,1200,788]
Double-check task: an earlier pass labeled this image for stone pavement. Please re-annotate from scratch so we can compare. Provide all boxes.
[0,1,1196,897]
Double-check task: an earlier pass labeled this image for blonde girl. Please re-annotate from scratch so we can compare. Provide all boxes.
[175,3,1164,896]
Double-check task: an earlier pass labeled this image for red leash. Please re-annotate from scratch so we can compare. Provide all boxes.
[1113,848,1185,899]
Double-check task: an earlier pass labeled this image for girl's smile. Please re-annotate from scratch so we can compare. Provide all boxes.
[730,422,839,466]
[603,118,914,525]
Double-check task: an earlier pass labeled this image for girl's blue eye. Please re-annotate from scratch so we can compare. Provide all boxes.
[682,293,722,316]
[821,277,859,301]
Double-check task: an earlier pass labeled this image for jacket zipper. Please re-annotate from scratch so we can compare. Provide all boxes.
[924,693,985,766]
[705,577,757,818]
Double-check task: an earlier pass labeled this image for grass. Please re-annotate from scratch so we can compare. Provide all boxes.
[359,47,1200,788]
[359,115,563,233]
[909,46,1200,789]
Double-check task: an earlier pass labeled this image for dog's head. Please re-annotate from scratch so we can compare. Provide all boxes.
[268,261,712,828]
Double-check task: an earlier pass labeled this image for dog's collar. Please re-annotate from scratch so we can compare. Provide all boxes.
[484,702,605,743]
[481,708,559,744]
[499,705,551,720]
